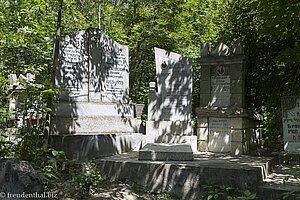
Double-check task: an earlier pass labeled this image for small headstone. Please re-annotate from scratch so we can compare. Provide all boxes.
[282,96,300,154]
[0,159,43,195]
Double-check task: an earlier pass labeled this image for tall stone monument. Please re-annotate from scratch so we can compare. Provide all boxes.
[143,47,197,156]
[281,96,300,154]
[51,28,143,160]
[196,41,263,155]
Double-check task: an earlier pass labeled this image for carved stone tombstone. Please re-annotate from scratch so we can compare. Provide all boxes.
[282,96,300,154]
[51,28,144,160]
[196,41,263,155]
[146,47,196,152]
[52,28,141,135]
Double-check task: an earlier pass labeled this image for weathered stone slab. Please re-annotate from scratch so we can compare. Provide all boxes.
[154,47,192,121]
[138,143,194,161]
[89,30,129,103]
[208,117,231,152]
[282,96,300,154]
[142,135,197,152]
[211,75,230,107]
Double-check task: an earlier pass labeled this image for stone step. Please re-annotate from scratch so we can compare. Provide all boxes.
[96,152,275,199]
[138,143,194,161]
[258,164,300,199]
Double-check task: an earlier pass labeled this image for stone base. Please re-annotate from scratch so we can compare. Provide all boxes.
[52,116,143,134]
[146,120,193,136]
[54,101,135,117]
[138,143,194,161]
[50,133,143,161]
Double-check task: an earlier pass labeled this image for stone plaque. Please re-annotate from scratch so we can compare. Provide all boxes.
[208,117,231,152]
[56,31,89,101]
[100,34,129,103]
[155,47,192,121]
[211,75,230,107]
[282,97,300,153]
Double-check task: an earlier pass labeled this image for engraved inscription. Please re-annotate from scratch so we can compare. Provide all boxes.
[208,117,231,152]
[211,75,230,107]
[282,98,300,153]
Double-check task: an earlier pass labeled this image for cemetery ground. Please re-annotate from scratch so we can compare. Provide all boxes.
[41,150,299,200]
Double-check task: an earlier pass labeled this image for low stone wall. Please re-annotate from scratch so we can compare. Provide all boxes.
[50,133,144,161]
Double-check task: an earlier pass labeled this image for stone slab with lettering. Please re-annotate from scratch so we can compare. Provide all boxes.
[208,117,231,152]
[56,30,89,101]
[211,74,230,107]
[55,29,129,103]
[89,29,129,103]
[282,96,300,154]
[155,47,192,121]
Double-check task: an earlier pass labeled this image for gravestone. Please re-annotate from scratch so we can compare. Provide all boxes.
[196,41,263,155]
[143,47,197,158]
[281,96,300,154]
[51,28,143,160]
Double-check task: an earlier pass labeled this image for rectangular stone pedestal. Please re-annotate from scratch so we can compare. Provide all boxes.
[138,143,194,161]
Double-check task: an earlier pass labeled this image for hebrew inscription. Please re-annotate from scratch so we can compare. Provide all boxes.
[56,31,88,101]
[282,97,300,153]
[208,117,231,152]
[211,75,230,107]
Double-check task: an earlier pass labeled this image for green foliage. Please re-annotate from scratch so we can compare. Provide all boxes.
[32,148,103,199]
[58,160,102,198]
[218,0,300,148]
[201,184,256,200]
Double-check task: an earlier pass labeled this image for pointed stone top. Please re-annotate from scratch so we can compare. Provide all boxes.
[200,43,211,57]
[211,42,231,56]
[233,39,244,55]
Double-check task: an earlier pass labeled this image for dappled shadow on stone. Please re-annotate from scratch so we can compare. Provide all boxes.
[96,152,280,199]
